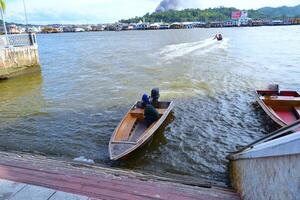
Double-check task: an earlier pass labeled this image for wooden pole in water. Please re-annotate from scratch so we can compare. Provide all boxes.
[0,0,9,46]
[23,0,29,32]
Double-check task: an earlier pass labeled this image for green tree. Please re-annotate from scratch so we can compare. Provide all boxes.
[120,6,300,24]
[0,0,5,11]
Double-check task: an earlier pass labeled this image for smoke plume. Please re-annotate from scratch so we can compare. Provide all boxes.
[155,0,180,13]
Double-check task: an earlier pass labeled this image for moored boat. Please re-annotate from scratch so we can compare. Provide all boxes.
[255,85,300,127]
[109,101,174,161]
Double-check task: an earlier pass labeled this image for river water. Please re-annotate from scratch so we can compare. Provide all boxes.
[0,26,299,186]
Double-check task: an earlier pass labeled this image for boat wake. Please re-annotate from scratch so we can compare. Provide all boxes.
[159,38,229,61]
[73,156,95,164]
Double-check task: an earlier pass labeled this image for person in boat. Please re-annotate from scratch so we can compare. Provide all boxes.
[141,93,151,108]
[136,93,150,108]
[150,88,160,108]
[214,34,223,41]
[141,94,159,126]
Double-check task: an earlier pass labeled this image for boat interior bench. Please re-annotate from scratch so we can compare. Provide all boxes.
[260,96,300,106]
[130,108,166,117]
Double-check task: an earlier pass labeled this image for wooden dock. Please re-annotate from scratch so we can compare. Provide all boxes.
[0,151,240,200]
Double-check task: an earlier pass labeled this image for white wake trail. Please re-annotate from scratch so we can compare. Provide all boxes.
[159,38,229,61]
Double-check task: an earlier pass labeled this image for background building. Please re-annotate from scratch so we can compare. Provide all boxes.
[231,10,251,26]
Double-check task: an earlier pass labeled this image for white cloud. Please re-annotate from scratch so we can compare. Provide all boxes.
[4,0,300,24]
[5,0,158,24]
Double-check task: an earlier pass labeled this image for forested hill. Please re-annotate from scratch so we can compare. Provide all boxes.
[258,5,300,17]
[120,5,300,23]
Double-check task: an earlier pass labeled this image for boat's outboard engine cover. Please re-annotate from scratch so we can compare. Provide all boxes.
[151,88,160,101]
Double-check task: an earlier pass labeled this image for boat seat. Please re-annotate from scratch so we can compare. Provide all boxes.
[111,141,137,145]
[260,96,300,106]
[130,108,166,116]
[260,96,300,101]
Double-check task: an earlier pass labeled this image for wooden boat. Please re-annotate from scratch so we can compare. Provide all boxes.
[256,85,300,127]
[109,101,174,160]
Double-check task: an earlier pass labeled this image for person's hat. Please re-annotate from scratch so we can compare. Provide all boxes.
[142,94,150,104]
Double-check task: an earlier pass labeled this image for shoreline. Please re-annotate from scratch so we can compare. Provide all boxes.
[38,23,300,34]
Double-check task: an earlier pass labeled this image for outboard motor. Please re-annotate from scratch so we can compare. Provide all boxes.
[151,88,160,101]
[151,88,160,108]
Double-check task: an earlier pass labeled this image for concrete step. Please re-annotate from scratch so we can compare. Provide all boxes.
[0,179,90,200]
[0,151,240,200]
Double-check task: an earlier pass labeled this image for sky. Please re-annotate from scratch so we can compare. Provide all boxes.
[4,0,300,25]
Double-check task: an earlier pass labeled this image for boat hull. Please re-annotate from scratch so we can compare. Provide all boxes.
[256,85,300,127]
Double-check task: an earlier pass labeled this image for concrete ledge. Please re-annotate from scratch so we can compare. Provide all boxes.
[230,154,300,200]
[0,179,90,200]
[0,45,40,79]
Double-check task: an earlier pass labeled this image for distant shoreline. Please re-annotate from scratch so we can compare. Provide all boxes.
[38,23,300,34]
